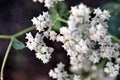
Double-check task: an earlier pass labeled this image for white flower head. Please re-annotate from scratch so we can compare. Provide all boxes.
[73,75,81,80]
[104,62,120,77]
[26,32,54,64]
[49,62,69,80]
[26,2,120,80]
[31,12,52,32]
[69,3,90,27]
[94,8,111,21]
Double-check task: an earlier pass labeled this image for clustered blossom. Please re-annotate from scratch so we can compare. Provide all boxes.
[49,62,81,80]
[49,62,69,80]
[73,75,81,80]
[31,12,52,32]
[26,1,120,80]
[26,12,56,63]
[25,32,54,63]
[56,3,120,78]
[33,0,64,8]
[89,69,115,80]
[68,3,90,29]
[104,62,119,77]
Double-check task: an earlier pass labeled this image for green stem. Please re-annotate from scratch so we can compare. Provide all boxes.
[0,26,36,39]
[13,26,35,38]
[0,26,36,80]
[0,35,12,39]
[58,17,67,24]
[110,33,120,44]
[0,38,13,80]
[97,58,108,69]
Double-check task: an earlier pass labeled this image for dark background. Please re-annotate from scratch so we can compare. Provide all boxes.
[0,0,116,80]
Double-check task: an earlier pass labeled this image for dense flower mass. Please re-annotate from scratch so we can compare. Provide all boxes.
[26,1,120,80]
[56,4,120,78]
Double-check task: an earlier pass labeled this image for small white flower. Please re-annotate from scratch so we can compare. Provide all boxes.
[49,62,69,80]
[26,32,54,64]
[104,62,119,77]
[49,31,57,41]
[73,75,81,80]
[89,51,100,64]
[94,8,102,16]
[31,12,52,32]
[94,8,110,21]
[70,3,90,24]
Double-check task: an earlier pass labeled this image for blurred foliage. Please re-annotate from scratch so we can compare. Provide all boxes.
[101,1,120,38]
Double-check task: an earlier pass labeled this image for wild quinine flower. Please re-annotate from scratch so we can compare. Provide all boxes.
[26,12,56,63]
[104,62,119,77]
[94,7,111,21]
[73,75,81,80]
[25,32,54,63]
[33,0,64,8]
[49,62,82,80]
[90,69,115,80]
[26,1,120,79]
[49,62,69,80]
[68,3,90,31]
[56,3,120,77]
[31,12,52,32]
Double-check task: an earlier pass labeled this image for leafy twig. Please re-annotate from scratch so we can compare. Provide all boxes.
[0,26,36,80]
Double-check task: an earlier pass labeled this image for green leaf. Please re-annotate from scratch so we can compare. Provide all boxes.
[49,7,61,30]
[108,17,120,38]
[49,1,69,30]
[97,59,108,69]
[55,2,69,18]
[12,38,25,50]
[49,7,58,22]
[53,21,62,30]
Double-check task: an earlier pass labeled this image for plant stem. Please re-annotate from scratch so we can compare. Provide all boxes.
[0,35,12,39]
[13,26,35,38]
[0,26,36,39]
[110,33,120,44]
[0,26,36,80]
[0,38,13,80]
[58,17,68,24]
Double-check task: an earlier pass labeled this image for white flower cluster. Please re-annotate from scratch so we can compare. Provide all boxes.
[31,12,52,32]
[56,3,120,78]
[104,62,119,77]
[89,69,115,80]
[32,0,64,8]
[25,32,54,63]
[49,62,69,80]
[26,12,57,63]
[26,1,120,79]
[73,75,81,80]
[49,62,81,80]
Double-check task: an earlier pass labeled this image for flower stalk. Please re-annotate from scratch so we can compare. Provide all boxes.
[0,26,35,80]
[0,38,13,80]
